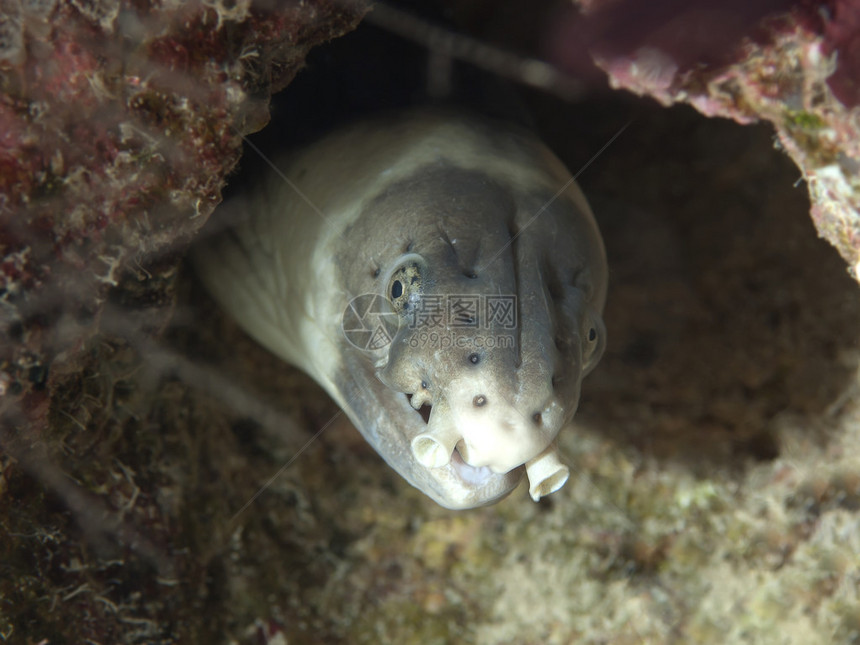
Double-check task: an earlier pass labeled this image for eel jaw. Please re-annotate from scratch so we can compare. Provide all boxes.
[395,391,526,510]
[439,441,569,503]
[333,362,523,509]
[335,357,564,508]
[406,393,570,504]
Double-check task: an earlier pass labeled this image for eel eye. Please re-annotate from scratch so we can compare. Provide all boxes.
[387,256,425,315]
[581,311,606,375]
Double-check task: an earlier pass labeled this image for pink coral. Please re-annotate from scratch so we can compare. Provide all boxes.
[549,0,860,282]
[822,0,860,106]
[0,0,367,408]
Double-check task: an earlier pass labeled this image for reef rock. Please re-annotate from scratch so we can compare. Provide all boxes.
[550,0,860,282]
[0,1,366,641]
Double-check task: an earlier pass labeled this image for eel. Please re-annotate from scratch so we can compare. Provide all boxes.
[193,110,608,510]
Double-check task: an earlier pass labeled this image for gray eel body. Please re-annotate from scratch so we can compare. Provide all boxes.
[193,111,607,509]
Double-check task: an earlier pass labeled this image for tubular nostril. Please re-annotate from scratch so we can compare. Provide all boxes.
[532,412,542,425]
[525,444,570,502]
[412,399,459,468]
[412,436,448,468]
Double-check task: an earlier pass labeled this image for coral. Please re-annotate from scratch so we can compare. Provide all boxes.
[0,0,367,641]
[549,0,860,283]
[822,0,860,107]
[0,0,367,438]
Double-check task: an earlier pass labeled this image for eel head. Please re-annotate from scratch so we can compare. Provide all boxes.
[332,164,607,509]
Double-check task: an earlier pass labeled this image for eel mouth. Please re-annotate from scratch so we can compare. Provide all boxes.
[449,448,496,485]
[405,392,502,487]
[344,368,523,508]
[403,393,567,502]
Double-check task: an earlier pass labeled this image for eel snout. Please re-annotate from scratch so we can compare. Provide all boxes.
[409,387,569,501]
